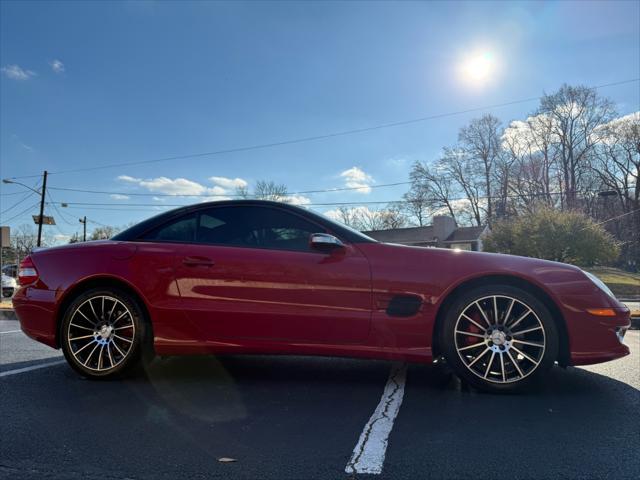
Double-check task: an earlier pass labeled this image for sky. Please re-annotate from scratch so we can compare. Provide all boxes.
[1,0,639,241]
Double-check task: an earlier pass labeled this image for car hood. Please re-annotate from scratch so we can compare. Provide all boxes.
[377,242,583,272]
[359,242,593,296]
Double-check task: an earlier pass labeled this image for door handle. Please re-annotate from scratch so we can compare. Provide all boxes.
[182,256,215,267]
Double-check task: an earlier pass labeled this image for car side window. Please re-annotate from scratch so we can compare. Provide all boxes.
[143,214,197,242]
[197,206,326,252]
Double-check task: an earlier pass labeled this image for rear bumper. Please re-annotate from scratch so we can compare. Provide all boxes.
[568,307,631,366]
[12,286,59,349]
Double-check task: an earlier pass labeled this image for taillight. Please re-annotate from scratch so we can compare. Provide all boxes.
[18,256,39,286]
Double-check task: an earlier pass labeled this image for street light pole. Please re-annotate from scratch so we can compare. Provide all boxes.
[2,171,48,247]
[36,171,48,247]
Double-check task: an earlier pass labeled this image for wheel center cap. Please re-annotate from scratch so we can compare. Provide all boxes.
[490,330,506,346]
[99,325,112,340]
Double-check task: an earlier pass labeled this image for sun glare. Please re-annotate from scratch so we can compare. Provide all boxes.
[459,50,497,87]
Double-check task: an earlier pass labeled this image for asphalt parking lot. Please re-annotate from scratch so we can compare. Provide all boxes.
[1,317,639,480]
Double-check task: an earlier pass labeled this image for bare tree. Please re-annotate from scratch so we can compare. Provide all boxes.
[502,115,559,213]
[458,114,502,225]
[90,226,119,240]
[592,113,640,213]
[538,84,616,209]
[591,112,640,268]
[407,160,459,222]
[10,224,38,263]
[331,206,363,229]
[235,180,291,202]
[254,180,289,201]
[441,148,483,226]
[402,180,430,226]
[357,205,408,230]
[328,205,408,231]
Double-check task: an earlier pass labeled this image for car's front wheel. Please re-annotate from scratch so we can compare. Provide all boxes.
[440,285,559,393]
[60,288,149,379]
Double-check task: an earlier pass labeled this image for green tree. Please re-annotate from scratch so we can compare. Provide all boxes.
[483,208,619,267]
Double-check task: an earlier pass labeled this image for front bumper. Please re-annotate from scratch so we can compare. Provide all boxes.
[568,307,631,366]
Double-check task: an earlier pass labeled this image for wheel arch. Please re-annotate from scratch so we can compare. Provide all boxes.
[55,275,154,350]
[431,274,570,366]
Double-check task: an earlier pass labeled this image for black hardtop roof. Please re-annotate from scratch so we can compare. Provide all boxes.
[112,199,376,244]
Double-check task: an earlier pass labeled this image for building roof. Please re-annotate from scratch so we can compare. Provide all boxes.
[364,225,435,244]
[444,226,487,243]
[364,224,486,245]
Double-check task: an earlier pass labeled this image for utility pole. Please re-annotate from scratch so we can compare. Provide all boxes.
[36,170,48,247]
[79,216,87,242]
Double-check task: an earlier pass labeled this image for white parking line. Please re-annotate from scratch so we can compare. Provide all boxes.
[345,362,407,475]
[0,360,66,378]
[0,330,22,334]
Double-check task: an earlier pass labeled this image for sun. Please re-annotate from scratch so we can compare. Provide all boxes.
[459,50,497,87]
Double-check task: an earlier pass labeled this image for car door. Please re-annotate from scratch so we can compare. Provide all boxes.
[143,205,372,344]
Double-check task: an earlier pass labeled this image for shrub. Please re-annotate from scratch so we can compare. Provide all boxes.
[483,209,620,267]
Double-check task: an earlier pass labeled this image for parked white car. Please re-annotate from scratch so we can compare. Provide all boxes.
[2,274,17,298]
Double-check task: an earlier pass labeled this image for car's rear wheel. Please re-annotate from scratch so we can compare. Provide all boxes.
[440,285,559,393]
[60,288,149,379]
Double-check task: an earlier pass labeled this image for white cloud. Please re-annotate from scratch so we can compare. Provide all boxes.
[117,175,141,183]
[49,59,65,74]
[1,64,36,80]
[143,177,206,195]
[339,166,374,194]
[110,194,130,200]
[210,176,248,190]
[594,111,640,145]
[53,234,71,244]
[284,194,311,206]
[117,174,249,199]
[117,175,206,195]
[208,186,229,196]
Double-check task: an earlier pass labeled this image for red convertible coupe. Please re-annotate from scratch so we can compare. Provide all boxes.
[13,200,630,392]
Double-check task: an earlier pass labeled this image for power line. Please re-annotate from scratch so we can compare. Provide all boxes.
[2,201,41,224]
[87,218,109,227]
[0,190,36,216]
[47,180,412,198]
[5,78,638,181]
[0,191,30,196]
[46,191,77,226]
[61,205,168,212]
[45,187,629,209]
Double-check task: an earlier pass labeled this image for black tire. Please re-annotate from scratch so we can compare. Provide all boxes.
[440,284,559,393]
[60,287,150,379]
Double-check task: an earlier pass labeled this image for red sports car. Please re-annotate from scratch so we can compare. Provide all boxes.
[13,200,631,392]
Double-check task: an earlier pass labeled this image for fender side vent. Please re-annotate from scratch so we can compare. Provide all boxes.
[386,295,423,317]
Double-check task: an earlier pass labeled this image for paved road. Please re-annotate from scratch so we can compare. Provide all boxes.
[1,319,638,480]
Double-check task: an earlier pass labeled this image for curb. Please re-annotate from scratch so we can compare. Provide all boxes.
[0,308,16,320]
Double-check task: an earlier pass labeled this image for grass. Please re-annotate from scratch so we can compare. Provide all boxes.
[586,267,640,299]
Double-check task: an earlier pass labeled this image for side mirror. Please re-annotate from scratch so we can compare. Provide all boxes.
[309,233,344,251]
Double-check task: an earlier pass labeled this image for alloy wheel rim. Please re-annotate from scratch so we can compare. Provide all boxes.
[454,295,546,384]
[67,296,135,372]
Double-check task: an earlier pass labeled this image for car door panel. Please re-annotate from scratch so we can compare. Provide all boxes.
[173,243,371,344]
